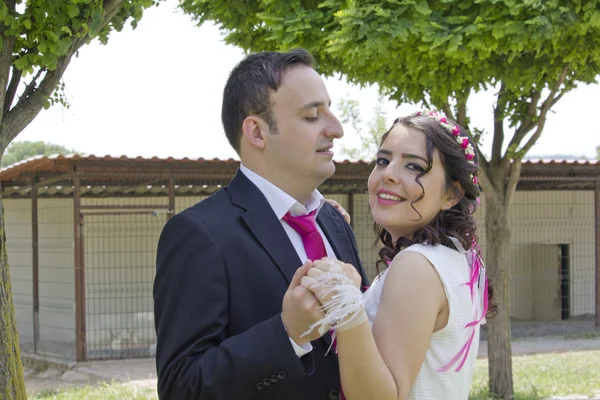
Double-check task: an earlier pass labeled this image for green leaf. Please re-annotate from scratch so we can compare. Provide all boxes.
[413,0,431,15]
[90,9,104,34]
[67,4,80,18]
[23,18,32,29]
[14,56,29,71]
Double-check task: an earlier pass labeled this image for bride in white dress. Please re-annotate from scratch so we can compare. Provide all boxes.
[303,110,497,400]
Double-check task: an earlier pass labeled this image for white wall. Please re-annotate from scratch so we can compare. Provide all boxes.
[351,190,596,319]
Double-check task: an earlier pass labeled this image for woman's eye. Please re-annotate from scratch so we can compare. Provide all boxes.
[376,157,389,166]
[407,163,425,172]
[304,116,318,122]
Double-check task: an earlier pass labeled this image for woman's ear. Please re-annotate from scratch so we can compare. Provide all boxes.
[241,116,266,150]
[442,181,465,210]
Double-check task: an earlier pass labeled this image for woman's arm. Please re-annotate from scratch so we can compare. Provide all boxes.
[310,251,449,400]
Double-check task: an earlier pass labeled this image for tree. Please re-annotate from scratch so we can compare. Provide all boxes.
[0,0,158,397]
[596,145,600,160]
[1,141,80,167]
[338,92,388,160]
[180,1,600,398]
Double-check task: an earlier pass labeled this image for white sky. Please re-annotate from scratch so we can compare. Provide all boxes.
[14,0,600,161]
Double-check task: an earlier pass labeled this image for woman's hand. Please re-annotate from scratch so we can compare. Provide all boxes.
[325,199,351,224]
[300,257,367,332]
[313,257,361,289]
[300,257,361,304]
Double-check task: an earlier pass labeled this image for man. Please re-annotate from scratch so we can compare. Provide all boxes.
[153,48,369,399]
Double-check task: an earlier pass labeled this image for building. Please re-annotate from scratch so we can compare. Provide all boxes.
[1,155,599,361]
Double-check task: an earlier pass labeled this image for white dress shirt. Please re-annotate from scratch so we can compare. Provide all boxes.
[240,164,336,357]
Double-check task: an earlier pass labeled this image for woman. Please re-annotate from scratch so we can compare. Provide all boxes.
[305,110,497,400]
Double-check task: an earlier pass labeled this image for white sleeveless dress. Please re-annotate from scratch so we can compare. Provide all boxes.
[363,240,485,399]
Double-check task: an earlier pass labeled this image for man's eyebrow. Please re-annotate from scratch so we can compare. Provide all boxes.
[297,100,331,111]
[376,149,393,156]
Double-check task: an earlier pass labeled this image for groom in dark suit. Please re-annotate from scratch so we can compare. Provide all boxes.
[153,49,369,400]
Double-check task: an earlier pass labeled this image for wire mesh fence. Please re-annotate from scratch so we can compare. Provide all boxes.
[4,196,76,360]
[2,171,599,361]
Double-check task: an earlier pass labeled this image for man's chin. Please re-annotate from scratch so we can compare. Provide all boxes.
[314,163,336,183]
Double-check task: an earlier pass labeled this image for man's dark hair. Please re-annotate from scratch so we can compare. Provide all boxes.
[221,49,315,153]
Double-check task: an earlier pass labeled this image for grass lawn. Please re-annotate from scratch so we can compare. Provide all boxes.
[30,382,158,400]
[30,351,600,400]
[470,350,600,399]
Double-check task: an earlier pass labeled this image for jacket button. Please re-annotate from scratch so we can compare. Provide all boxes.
[263,378,272,387]
[256,382,265,390]
[270,375,279,384]
[277,371,287,380]
[328,390,340,400]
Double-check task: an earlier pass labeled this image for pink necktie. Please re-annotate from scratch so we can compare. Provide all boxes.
[282,211,327,261]
[283,210,345,400]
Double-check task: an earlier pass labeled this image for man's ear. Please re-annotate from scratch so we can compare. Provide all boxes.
[241,116,267,150]
[442,181,465,210]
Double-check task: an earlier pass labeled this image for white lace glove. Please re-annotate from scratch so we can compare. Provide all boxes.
[300,258,367,338]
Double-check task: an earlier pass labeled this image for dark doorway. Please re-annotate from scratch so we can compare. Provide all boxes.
[559,244,570,320]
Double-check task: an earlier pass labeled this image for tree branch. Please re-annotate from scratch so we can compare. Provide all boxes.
[15,68,44,107]
[477,147,490,175]
[1,0,126,144]
[491,82,507,163]
[441,99,456,122]
[0,0,17,133]
[519,66,570,156]
[550,89,567,108]
[504,158,522,207]
[457,95,468,129]
[475,156,495,198]
[421,96,431,110]
[103,0,123,19]
[508,89,541,151]
[4,67,22,115]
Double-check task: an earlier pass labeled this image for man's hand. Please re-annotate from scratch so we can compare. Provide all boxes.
[325,199,351,224]
[281,261,329,345]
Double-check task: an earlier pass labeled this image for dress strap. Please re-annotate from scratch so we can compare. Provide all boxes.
[448,236,468,254]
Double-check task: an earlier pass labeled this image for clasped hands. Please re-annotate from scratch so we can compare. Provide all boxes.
[300,257,362,305]
[281,256,364,345]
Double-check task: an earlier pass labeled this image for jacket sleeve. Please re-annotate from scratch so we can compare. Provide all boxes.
[153,211,315,399]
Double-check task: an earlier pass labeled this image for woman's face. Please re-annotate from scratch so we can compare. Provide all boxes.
[368,124,458,241]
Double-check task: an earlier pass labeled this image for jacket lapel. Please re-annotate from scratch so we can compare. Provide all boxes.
[317,205,356,266]
[228,170,302,284]
[318,204,371,291]
[228,171,349,352]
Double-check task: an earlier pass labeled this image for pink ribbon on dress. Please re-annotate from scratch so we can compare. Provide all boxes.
[439,244,489,372]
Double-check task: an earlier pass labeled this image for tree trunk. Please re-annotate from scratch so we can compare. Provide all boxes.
[485,193,514,399]
[0,188,27,399]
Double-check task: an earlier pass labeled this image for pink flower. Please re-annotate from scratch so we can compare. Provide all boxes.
[452,126,460,136]
[476,197,481,204]
[466,153,474,161]
[440,117,447,123]
[461,138,469,149]
[473,176,478,184]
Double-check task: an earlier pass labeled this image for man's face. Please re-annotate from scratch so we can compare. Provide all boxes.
[263,65,344,190]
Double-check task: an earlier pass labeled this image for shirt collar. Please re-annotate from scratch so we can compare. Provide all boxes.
[240,164,325,219]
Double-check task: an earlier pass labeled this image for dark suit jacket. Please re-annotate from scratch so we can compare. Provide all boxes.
[153,170,369,399]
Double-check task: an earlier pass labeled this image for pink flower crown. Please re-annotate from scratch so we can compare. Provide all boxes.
[409,109,479,185]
